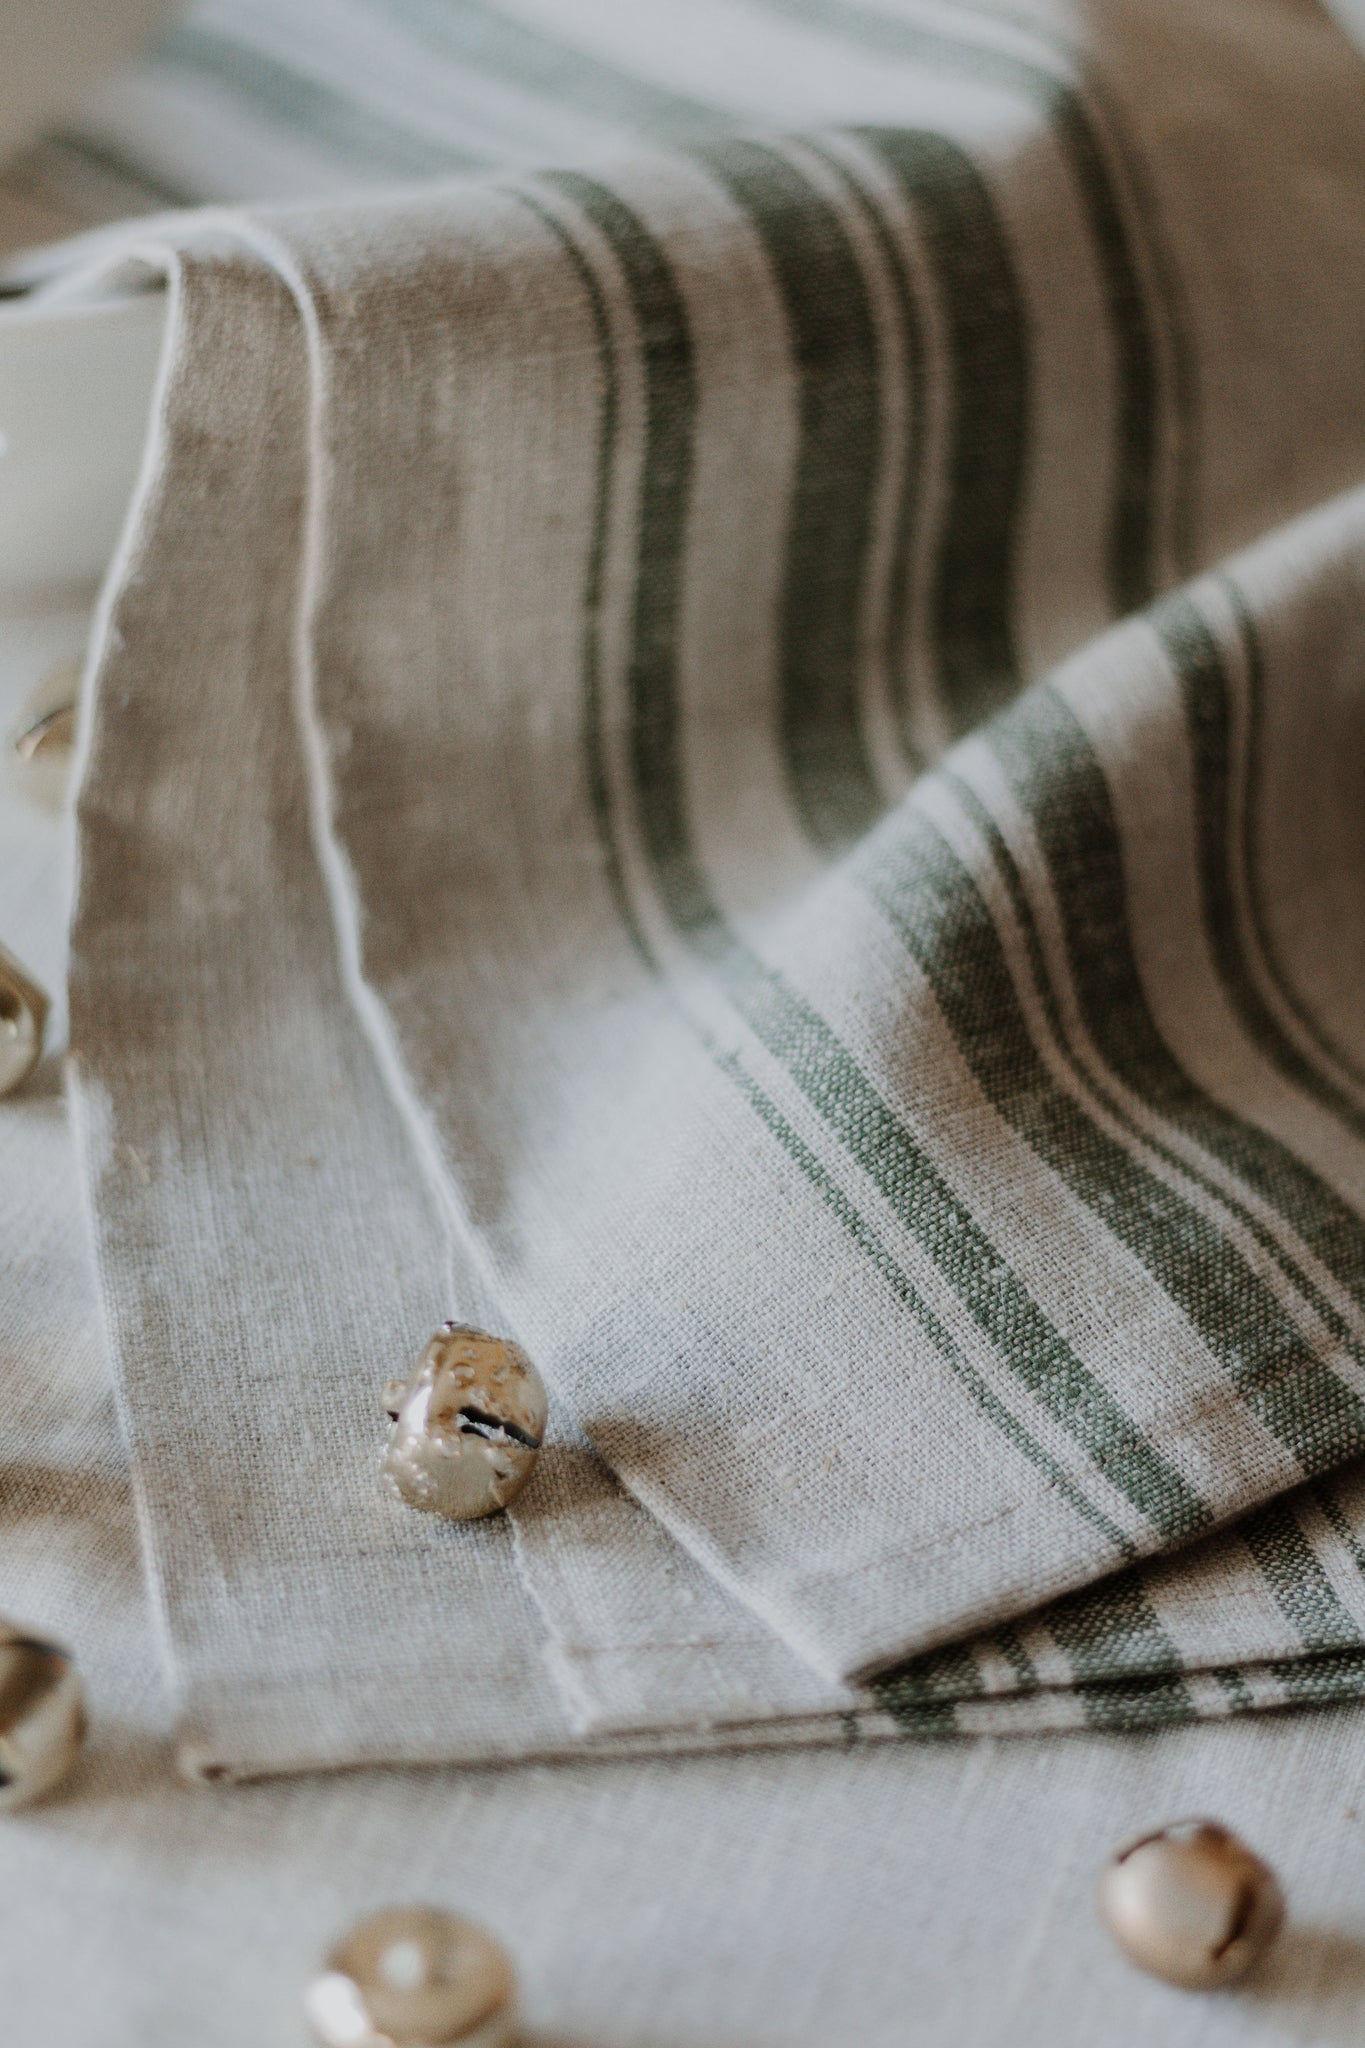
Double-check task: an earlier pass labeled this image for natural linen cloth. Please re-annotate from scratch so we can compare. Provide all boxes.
[51,0,1365,1776]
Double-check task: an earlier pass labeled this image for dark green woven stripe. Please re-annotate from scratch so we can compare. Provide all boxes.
[1308,1476,1365,1582]
[1271,1645,1365,1711]
[858,126,1028,735]
[1239,1497,1361,1652]
[754,0,1164,617]
[993,685,1365,1379]
[944,763,1365,1391]
[856,797,1365,1479]
[882,1571,1184,1710]
[991,1623,1041,1692]
[1157,588,1365,1137]
[801,140,928,769]
[1072,1665,1195,1732]
[1224,579,1365,1094]
[1042,1572,1184,1682]
[873,1640,985,1721]
[697,139,886,848]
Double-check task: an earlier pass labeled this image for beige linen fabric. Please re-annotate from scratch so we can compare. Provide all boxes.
[41,0,1365,1775]
[6,540,1365,2048]
[0,0,173,172]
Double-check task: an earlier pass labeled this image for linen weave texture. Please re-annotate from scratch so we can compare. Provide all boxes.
[55,0,1365,1774]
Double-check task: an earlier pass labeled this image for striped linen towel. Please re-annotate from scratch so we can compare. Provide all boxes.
[39,0,1365,1774]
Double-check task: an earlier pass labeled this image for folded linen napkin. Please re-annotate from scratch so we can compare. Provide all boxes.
[53,0,1365,1776]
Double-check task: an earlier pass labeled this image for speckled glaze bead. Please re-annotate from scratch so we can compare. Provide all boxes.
[304,1905,517,2048]
[1099,1819,1283,1989]
[0,941,47,1098]
[0,1622,85,1810]
[382,1322,547,1522]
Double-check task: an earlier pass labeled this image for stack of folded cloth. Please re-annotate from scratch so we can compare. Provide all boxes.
[10,0,1365,1782]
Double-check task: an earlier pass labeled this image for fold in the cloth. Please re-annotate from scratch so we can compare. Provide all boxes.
[59,0,1365,1776]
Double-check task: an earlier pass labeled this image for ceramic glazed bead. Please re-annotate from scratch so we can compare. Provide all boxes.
[1099,1819,1283,1989]
[0,942,48,1098]
[382,1322,547,1522]
[0,1623,85,1810]
[304,1906,517,2048]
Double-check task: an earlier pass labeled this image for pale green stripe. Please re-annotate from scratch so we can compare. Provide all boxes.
[155,22,482,177]
[383,0,737,141]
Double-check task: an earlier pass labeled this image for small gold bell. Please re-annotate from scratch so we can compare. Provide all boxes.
[1099,1818,1283,1989]
[382,1322,546,1522]
[0,1622,86,1810]
[304,1905,517,2047]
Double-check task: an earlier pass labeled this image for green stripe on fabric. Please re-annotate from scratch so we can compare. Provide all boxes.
[1308,1477,1365,1583]
[730,961,1208,1542]
[1228,580,1365,1095]
[1238,1498,1362,1652]
[993,685,1365,1365]
[521,173,1140,1565]
[1071,1665,1195,1732]
[155,23,482,178]
[1075,73,1199,584]
[1209,1664,1255,1713]
[716,1050,1138,1556]
[801,140,927,770]
[507,188,643,972]
[990,1623,1041,1693]
[893,1618,1042,1701]
[940,0,1198,583]
[539,168,709,928]
[872,1641,984,1725]
[1041,1573,1182,1681]
[943,763,1365,1447]
[857,126,1028,734]
[1276,1646,1365,1707]
[38,133,196,211]
[1052,1649,1365,1731]
[549,170,1204,1549]
[875,1573,1191,1707]
[1158,588,1365,1132]
[879,1645,1365,1736]
[856,797,1365,1479]
[879,1694,962,1736]
[753,0,1165,617]
[696,139,886,847]
[383,0,737,144]
[1229,582,1365,1096]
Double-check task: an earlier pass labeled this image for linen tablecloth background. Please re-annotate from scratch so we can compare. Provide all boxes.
[7,0,1365,1781]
